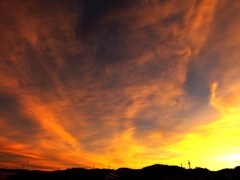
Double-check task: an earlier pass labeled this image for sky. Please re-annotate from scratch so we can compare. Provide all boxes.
[0,0,240,171]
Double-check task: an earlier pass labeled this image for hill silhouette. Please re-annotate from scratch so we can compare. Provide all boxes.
[1,164,239,180]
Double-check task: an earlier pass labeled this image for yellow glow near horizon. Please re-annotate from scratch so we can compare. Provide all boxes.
[156,82,240,170]
[109,82,240,171]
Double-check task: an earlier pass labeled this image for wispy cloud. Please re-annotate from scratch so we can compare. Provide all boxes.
[0,0,239,170]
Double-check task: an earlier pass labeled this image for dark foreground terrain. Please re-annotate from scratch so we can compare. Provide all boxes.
[1,164,240,180]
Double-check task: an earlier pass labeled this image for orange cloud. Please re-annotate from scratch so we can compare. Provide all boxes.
[0,0,239,171]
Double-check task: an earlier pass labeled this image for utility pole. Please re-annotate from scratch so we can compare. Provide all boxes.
[17,160,29,169]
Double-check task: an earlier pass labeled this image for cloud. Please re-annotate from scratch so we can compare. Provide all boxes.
[1,0,239,171]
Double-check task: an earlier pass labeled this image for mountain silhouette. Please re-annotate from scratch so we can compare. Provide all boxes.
[1,164,239,180]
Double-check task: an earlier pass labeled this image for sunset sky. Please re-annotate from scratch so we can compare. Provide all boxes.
[0,0,240,171]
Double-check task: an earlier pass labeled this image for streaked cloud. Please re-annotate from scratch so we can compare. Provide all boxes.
[0,0,239,170]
